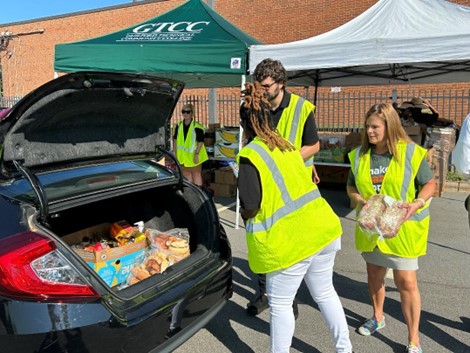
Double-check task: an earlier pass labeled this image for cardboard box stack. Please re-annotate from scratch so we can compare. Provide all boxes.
[403,125,423,145]
[214,127,240,159]
[425,126,456,196]
[315,132,362,164]
[211,166,237,197]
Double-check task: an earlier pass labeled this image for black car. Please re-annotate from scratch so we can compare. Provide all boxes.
[0,72,232,353]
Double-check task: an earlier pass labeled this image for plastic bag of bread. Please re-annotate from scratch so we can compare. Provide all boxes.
[126,251,178,285]
[145,228,190,261]
[357,194,407,239]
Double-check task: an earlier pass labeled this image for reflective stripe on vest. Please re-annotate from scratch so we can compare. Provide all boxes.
[245,143,321,233]
[279,96,314,169]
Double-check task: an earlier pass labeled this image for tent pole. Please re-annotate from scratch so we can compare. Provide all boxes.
[234,74,245,230]
[313,75,319,106]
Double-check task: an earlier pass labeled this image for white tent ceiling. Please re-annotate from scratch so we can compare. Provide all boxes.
[249,0,470,87]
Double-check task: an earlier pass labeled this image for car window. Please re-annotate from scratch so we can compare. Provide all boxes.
[0,160,175,203]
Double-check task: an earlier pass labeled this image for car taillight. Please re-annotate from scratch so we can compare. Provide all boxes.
[0,231,100,302]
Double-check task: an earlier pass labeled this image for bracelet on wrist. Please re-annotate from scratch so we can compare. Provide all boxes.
[414,198,426,208]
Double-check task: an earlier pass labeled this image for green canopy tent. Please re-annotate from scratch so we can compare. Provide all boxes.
[54,0,261,88]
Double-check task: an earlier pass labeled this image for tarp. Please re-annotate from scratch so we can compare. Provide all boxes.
[54,0,261,88]
[249,0,470,87]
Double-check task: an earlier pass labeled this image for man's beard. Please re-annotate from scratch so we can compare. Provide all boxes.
[265,86,281,104]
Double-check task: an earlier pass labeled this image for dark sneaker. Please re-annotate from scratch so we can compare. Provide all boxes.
[246,293,269,316]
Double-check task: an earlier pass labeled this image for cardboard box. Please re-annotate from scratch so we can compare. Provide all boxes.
[315,147,347,163]
[207,123,221,132]
[214,142,238,159]
[201,169,214,187]
[64,223,147,263]
[318,133,346,149]
[318,131,362,153]
[64,223,148,287]
[427,127,456,153]
[404,125,423,145]
[214,168,237,185]
[427,147,447,197]
[210,182,237,197]
[316,164,350,184]
[88,249,146,287]
[216,128,240,145]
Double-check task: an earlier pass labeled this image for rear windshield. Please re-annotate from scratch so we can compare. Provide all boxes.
[0,160,175,203]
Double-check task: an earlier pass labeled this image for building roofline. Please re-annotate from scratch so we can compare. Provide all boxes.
[0,0,168,26]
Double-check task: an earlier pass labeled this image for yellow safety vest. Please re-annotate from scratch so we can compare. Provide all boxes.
[237,137,342,274]
[175,120,208,167]
[276,94,316,171]
[348,141,430,258]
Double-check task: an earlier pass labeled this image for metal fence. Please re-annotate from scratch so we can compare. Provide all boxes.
[174,88,470,131]
[2,88,469,130]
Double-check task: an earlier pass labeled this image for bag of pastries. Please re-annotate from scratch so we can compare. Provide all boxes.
[357,194,407,239]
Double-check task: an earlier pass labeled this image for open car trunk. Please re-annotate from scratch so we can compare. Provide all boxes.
[34,181,226,294]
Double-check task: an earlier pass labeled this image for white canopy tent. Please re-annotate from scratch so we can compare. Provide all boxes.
[249,0,470,89]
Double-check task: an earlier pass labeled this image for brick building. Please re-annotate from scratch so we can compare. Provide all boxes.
[0,0,469,123]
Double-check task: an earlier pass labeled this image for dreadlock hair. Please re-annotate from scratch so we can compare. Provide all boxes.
[240,82,294,152]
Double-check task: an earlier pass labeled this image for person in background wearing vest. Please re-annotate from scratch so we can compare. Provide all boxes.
[237,82,353,353]
[245,58,321,317]
[346,103,436,353]
[173,103,208,187]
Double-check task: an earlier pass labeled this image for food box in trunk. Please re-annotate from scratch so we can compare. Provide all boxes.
[63,223,149,287]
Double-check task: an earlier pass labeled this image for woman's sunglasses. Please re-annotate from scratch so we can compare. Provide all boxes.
[182,110,191,114]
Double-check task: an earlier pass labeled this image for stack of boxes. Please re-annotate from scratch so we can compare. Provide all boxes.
[425,126,456,196]
[211,166,237,197]
[315,132,362,164]
[214,127,240,159]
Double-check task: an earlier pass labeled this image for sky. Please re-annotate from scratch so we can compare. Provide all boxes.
[0,0,138,25]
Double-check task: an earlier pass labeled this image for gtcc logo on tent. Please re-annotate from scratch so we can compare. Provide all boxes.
[133,22,210,33]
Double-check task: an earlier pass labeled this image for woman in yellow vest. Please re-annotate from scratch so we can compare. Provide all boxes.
[237,82,353,353]
[173,103,208,186]
[346,103,436,353]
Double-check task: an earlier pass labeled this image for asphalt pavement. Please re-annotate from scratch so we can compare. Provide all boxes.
[174,186,470,353]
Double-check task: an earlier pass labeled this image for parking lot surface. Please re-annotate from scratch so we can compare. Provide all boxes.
[175,187,470,353]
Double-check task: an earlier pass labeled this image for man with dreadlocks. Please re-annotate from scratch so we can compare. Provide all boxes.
[245,58,320,317]
[237,82,353,353]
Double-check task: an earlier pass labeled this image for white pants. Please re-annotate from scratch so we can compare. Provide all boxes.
[266,237,352,353]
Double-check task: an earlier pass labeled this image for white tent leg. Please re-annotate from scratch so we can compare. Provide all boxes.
[235,74,245,229]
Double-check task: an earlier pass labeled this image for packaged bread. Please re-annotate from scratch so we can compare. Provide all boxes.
[378,201,408,238]
[145,228,190,261]
[357,194,407,239]
[357,194,386,231]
